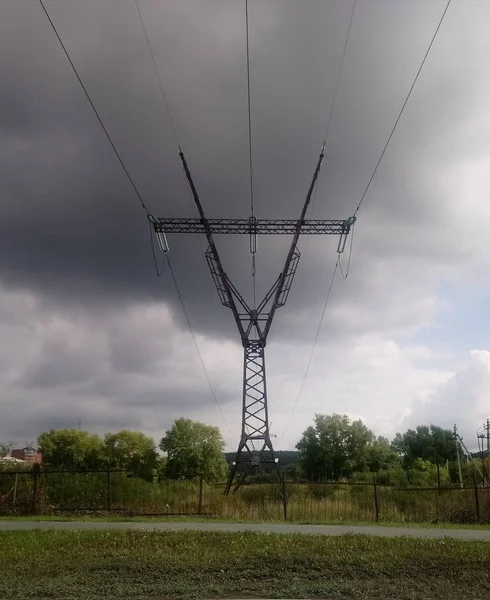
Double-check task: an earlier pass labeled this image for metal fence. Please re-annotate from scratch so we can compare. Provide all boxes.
[1,469,490,523]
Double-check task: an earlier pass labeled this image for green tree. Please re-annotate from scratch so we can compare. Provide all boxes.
[392,425,457,468]
[365,436,400,472]
[296,413,376,480]
[38,429,105,470]
[104,430,162,481]
[0,442,13,456]
[406,457,450,487]
[160,418,228,482]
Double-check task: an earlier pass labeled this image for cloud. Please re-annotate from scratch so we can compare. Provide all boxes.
[404,350,490,451]
[0,285,242,446]
[2,1,490,453]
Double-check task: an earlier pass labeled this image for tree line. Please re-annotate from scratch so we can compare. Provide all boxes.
[2,413,486,486]
[294,414,466,487]
[8,419,228,483]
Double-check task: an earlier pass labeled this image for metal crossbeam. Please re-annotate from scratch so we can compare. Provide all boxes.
[153,217,347,235]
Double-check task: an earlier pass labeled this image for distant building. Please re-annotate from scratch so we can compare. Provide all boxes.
[10,448,42,464]
[0,456,25,463]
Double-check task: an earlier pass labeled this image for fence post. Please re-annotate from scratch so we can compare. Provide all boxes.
[282,477,288,522]
[198,475,204,515]
[13,473,18,505]
[31,465,40,514]
[373,477,380,522]
[107,470,112,512]
[473,472,480,522]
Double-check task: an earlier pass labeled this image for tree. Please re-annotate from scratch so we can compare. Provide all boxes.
[104,430,161,481]
[160,418,228,482]
[365,436,400,472]
[0,442,14,456]
[296,414,376,481]
[38,429,105,470]
[392,425,457,468]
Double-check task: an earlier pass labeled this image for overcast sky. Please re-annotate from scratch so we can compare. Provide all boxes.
[1,0,490,453]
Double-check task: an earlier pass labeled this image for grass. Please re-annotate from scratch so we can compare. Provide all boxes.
[2,513,490,530]
[2,473,490,526]
[0,530,489,599]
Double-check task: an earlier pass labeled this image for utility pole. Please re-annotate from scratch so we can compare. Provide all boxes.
[477,431,486,483]
[485,418,490,458]
[150,145,355,493]
[484,418,490,482]
[455,426,488,486]
[453,424,463,489]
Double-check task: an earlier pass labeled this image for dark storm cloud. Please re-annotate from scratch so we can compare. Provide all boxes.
[21,346,99,389]
[2,374,237,442]
[0,0,474,342]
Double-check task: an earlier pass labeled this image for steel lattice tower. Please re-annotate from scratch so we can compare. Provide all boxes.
[150,145,355,493]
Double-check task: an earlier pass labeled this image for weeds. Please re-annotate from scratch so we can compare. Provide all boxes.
[0,529,489,599]
[2,471,490,525]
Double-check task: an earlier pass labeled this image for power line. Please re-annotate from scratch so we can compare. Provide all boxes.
[245,0,255,218]
[306,0,356,245]
[41,0,231,435]
[280,255,339,439]
[244,0,257,310]
[322,0,357,146]
[38,0,151,216]
[133,1,219,291]
[275,4,356,432]
[353,0,451,217]
[135,0,232,323]
[135,2,233,436]
[134,0,181,150]
[165,255,234,438]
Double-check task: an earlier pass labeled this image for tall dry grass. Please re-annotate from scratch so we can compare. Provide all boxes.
[1,470,489,523]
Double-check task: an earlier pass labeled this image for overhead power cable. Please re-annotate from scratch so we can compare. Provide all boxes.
[282,0,452,440]
[134,0,181,151]
[277,2,356,437]
[245,0,255,219]
[280,255,340,438]
[40,0,167,289]
[135,3,233,435]
[322,0,357,147]
[308,0,356,223]
[353,0,452,217]
[41,0,231,435]
[244,0,257,310]
[165,255,234,438]
[135,9,233,435]
[39,0,151,216]
[134,2,233,435]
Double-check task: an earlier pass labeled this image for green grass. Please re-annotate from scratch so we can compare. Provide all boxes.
[3,473,489,525]
[0,530,489,599]
[2,513,490,530]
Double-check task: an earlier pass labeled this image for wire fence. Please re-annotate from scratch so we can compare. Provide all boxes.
[1,469,490,523]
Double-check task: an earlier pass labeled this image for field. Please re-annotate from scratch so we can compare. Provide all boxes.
[2,470,490,525]
[1,529,489,599]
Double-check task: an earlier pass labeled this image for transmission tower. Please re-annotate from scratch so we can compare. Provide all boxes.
[150,144,355,493]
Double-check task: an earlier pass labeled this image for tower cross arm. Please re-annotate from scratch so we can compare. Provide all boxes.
[152,217,348,235]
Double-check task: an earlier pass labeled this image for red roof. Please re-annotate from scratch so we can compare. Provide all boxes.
[11,448,42,463]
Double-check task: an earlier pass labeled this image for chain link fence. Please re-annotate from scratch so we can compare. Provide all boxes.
[1,469,489,523]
